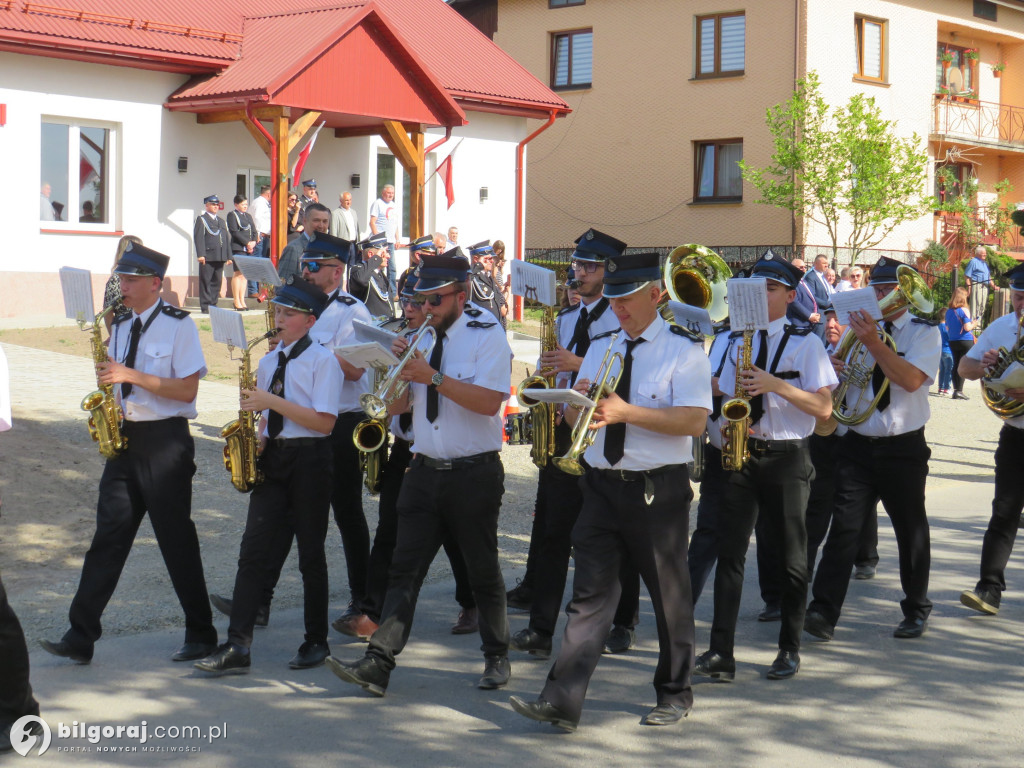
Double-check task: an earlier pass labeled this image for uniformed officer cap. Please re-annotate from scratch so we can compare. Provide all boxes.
[301,179,317,188]
[602,252,662,298]
[416,248,470,292]
[271,276,329,318]
[749,249,802,289]
[410,235,436,255]
[203,195,220,205]
[401,271,420,298]
[303,232,352,262]
[468,240,494,258]
[1005,263,1024,292]
[358,232,388,251]
[573,228,627,263]
[114,241,169,280]
[869,255,912,285]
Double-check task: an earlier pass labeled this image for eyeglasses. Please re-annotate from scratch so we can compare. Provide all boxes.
[300,260,338,273]
[571,260,600,274]
[412,290,456,307]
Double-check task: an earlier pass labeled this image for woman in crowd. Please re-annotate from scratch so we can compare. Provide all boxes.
[945,286,977,401]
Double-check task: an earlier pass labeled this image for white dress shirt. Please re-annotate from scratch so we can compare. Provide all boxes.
[256,336,342,439]
[309,289,373,413]
[547,297,619,389]
[580,315,712,471]
[250,195,271,236]
[110,301,207,421]
[966,311,1024,430]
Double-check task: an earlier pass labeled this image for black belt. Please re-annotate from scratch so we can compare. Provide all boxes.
[748,437,807,454]
[267,437,326,448]
[846,427,924,444]
[590,463,687,482]
[411,451,500,471]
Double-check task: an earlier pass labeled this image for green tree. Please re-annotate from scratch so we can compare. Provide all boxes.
[739,72,931,265]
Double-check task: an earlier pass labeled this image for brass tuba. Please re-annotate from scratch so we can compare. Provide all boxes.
[80,305,128,459]
[221,329,279,492]
[658,244,731,327]
[552,335,623,476]
[720,330,752,471]
[981,313,1024,420]
[516,304,558,468]
[827,264,934,428]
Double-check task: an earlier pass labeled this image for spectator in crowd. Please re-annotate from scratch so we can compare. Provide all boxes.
[945,286,977,401]
[964,246,996,328]
[279,203,331,284]
[40,182,56,222]
[493,240,511,310]
[368,185,400,292]
[446,227,459,250]
[227,195,258,310]
[330,192,361,247]
[836,267,852,292]
[250,185,272,259]
[287,194,303,241]
[82,201,99,223]
[193,194,231,314]
[432,232,447,252]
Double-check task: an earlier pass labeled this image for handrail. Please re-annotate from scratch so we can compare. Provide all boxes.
[933,95,1024,148]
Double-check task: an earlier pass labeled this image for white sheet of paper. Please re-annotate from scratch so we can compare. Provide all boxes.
[511,261,557,306]
[232,255,282,286]
[353,320,399,347]
[336,342,400,370]
[59,267,95,323]
[985,361,1024,394]
[209,307,248,347]
[726,278,769,331]
[520,388,596,408]
[668,301,712,337]
[829,287,882,325]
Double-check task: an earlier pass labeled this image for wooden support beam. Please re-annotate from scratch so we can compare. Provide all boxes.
[380,119,418,170]
[333,124,386,139]
[197,105,288,124]
[286,110,322,156]
[379,121,426,241]
[273,114,290,264]
[242,119,272,157]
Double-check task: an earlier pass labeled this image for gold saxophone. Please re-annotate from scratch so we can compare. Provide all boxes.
[354,364,389,494]
[981,313,1024,420]
[517,305,558,468]
[80,306,128,459]
[221,329,279,492]
[720,331,752,471]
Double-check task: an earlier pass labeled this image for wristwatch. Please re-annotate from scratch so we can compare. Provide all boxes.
[430,371,445,388]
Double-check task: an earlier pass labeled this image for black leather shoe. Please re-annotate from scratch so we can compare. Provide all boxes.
[853,564,876,580]
[288,641,330,669]
[506,581,533,612]
[893,617,927,638]
[803,610,834,641]
[960,587,1000,616]
[758,604,782,621]
[193,643,251,676]
[171,641,218,662]
[210,594,269,627]
[325,654,390,696]
[694,650,735,681]
[602,625,635,654]
[40,639,92,664]
[478,655,511,689]
[641,703,690,726]
[766,650,800,680]
[510,627,552,659]
[509,695,578,732]
[952,391,970,401]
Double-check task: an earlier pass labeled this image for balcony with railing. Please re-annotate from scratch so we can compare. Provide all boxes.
[932,96,1024,149]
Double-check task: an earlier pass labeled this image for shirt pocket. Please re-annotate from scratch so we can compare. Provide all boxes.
[142,343,174,379]
[448,363,476,384]
[637,380,671,406]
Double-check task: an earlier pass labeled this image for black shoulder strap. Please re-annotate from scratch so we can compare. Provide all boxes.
[912,317,939,327]
[465,308,483,318]
[335,294,357,306]
[592,328,620,341]
[467,320,497,329]
[768,325,795,374]
[160,305,189,320]
[669,324,703,343]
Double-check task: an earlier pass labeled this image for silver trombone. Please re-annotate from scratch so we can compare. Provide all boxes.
[359,316,436,420]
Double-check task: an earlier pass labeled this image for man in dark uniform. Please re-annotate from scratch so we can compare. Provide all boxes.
[193,194,231,313]
[468,241,507,327]
[326,249,513,695]
[296,178,318,229]
[348,232,394,319]
[397,235,435,297]
[510,252,711,731]
[42,243,218,664]
[805,257,940,641]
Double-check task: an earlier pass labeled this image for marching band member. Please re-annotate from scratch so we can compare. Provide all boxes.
[398,235,435,297]
[349,233,394,319]
[468,241,507,327]
[805,257,940,641]
[958,264,1024,616]
[510,252,711,731]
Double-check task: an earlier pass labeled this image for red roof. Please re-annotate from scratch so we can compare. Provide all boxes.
[0,0,570,118]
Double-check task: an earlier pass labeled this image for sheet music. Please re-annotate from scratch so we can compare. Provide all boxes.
[725,278,769,331]
[353,320,399,347]
[59,267,95,323]
[335,342,400,370]
[511,261,557,306]
[985,361,1024,394]
[209,307,248,347]
[668,301,712,337]
[829,287,882,325]
[232,255,282,287]
[520,388,596,408]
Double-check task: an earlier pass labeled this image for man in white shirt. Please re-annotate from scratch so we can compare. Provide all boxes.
[369,185,400,292]
[250,185,272,259]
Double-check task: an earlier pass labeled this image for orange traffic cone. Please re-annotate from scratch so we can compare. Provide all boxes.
[502,385,520,443]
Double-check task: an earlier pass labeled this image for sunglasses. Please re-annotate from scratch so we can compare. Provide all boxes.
[400,297,418,307]
[301,260,340,273]
[571,260,600,274]
[412,290,456,307]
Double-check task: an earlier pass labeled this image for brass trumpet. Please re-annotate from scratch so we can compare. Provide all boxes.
[360,316,435,421]
[552,335,623,476]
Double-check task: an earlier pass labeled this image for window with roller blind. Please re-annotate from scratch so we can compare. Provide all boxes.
[695,12,745,79]
[855,15,887,83]
[551,28,592,90]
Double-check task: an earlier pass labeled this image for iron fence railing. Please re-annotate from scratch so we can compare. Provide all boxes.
[933,96,1024,147]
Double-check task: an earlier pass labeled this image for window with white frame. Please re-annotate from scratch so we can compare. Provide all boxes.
[40,118,116,226]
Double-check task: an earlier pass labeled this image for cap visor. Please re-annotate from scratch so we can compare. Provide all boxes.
[602,282,649,298]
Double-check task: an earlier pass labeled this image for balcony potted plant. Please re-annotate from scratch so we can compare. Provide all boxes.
[940,50,954,71]
[992,62,1006,78]
[964,48,980,61]
[936,85,950,99]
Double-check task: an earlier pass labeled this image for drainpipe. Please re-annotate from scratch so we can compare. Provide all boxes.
[514,110,558,321]
[425,126,452,156]
[245,101,278,265]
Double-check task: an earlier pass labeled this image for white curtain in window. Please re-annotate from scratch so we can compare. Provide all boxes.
[718,143,743,197]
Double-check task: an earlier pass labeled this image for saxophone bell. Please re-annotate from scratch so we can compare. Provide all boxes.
[222,328,279,492]
[80,305,127,459]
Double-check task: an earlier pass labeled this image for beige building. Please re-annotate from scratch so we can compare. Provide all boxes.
[457,0,1024,258]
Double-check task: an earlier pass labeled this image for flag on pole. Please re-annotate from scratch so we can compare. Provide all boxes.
[291,122,325,187]
[437,154,455,209]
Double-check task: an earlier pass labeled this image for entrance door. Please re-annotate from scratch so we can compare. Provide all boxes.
[236,169,272,202]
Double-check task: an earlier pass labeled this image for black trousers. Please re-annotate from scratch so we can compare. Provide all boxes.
[198,260,225,311]
[227,440,332,649]
[688,444,726,605]
[976,425,1024,596]
[809,429,932,626]
[363,439,475,622]
[949,339,974,393]
[710,441,813,658]
[65,419,215,652]
[541,467,695,723]
[368,459,508,669]
[330,413,370,607]
[0,572,39,729]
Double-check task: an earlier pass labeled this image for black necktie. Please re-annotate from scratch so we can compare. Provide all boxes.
[426,333,446,423]
[872,321,894,412]
[747,330,770,425]
[569,307,589,352]
[399,412,412,433]
[266,336,312,438]
[603,337,645,466]
[120,318,142,399]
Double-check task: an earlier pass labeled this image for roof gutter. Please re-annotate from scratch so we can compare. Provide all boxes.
[513,109,558,322]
